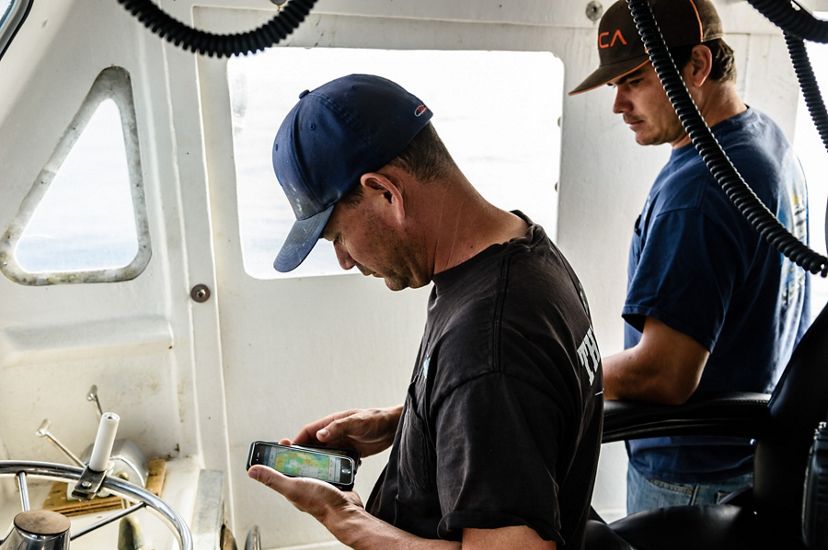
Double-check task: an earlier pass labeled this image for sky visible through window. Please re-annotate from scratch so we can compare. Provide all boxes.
[228,48,564,279]
[14,99,139,273]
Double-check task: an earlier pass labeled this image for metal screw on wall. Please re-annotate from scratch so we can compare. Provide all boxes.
[190,284,211,303]
[586,1,603,22]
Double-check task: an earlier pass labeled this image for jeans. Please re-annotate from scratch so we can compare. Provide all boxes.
[627,463,754,515]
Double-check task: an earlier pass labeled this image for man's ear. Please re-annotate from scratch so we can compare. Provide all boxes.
[684,44,713,88]
[359,171,406,222]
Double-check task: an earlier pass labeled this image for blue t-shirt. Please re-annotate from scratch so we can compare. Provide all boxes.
[624,108,810,483]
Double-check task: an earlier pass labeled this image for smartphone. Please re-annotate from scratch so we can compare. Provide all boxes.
[246,441,357,490]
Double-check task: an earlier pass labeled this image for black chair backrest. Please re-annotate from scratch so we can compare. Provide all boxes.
[755,300,828,534]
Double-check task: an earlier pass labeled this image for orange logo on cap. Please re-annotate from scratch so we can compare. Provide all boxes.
[599,29,628,49]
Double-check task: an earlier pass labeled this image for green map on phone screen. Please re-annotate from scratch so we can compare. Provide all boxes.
[273,449,331,479]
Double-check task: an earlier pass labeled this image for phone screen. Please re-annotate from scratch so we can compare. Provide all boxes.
[254,444,354,485]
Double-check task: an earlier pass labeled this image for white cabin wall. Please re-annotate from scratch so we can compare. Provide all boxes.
[0,0,184,458]
[0,0,227,535]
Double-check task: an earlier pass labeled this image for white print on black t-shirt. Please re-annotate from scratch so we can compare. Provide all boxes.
[576,326,600,386]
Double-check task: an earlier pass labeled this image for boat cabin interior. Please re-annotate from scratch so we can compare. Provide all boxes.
[1,0,827,548]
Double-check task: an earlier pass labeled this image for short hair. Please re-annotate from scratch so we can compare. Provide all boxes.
[388,123,457,182]
[669,38,737,83]
[339,182,364,206]
[339,123,456,206]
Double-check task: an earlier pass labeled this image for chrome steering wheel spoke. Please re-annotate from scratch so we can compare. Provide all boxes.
[16,472,30,512]
[0,460,192,550]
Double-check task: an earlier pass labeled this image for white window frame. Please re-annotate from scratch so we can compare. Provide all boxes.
[0,0,32,59]
[0,66,152,286]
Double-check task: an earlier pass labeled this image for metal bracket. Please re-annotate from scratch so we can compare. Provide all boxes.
[70,467,107,500]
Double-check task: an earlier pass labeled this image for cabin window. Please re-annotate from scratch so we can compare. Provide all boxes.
[0,67,151,285]
[228,49,564,279]
[793,34,828,316]
[0,0,31,59]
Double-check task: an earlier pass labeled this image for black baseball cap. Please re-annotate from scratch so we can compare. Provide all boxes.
[271,74,433,272]
[569,0,723,95]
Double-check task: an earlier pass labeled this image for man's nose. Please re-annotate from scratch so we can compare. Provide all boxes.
[334,242,356,271]
[613,88,629,114]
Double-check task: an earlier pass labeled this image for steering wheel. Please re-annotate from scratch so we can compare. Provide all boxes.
[0,460,192,549]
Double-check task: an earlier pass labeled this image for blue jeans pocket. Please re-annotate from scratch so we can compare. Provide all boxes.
[627,466,754,514]
[627,466,694,513]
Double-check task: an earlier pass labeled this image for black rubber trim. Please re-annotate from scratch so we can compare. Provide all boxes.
[603,392,771,443]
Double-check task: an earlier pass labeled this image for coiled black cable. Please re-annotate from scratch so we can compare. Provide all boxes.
[116,0,318,57]
[747,0,828,43]
[786,32,828,154]
[783,33,828,252]
[626,0,828,276]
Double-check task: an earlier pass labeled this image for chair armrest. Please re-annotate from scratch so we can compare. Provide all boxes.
[602,392,770,443]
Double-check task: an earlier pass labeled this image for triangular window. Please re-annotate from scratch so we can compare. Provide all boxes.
[0,67,151,285]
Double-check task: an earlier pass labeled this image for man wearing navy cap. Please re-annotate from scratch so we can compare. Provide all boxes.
[571,0,810,513]
[248,74,604,549]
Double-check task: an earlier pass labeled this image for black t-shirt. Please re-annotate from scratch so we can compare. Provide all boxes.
[366,214,603,549]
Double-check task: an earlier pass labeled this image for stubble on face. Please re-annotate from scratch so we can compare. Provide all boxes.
[632,118,684,146]
[357,211,426,292]
[613,66,686,147]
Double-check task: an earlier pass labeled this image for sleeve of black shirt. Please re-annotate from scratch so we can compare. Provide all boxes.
[433,371,567,544]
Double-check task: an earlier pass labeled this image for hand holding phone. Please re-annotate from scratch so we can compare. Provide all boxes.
[247,441,357,490]
[291,406,403,458]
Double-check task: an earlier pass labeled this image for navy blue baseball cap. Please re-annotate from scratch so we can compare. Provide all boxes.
[271,74,433,272]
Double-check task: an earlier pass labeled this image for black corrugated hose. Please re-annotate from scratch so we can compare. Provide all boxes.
[116,0,318,57]
[625,0,828,277]
[785,31,828,258]
[747,0,828,44]
[786,32,828,154]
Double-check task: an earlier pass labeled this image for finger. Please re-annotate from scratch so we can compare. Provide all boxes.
[318,416,357,443]
[293,410,359,444]
[249,465,340,519]
[248,465,289,493]
[293,415,340,444]
[278,438,292,445]
[248,465,316,504]
[292,426,321,445]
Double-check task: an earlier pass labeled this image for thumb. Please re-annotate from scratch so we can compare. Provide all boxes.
[247,464,268,482]
[318,416,353,442]
[248,465,285,491]
[316,427,332,441]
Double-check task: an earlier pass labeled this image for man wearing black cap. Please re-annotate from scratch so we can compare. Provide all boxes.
[571,0,809,513]
[247,73,604,549]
